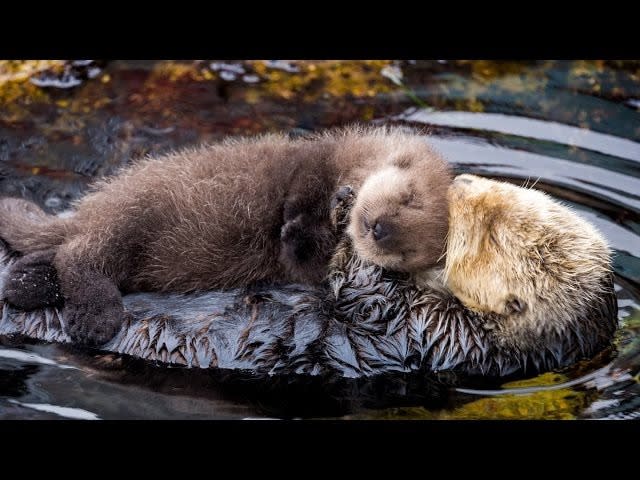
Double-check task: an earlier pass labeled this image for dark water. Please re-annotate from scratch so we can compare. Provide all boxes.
[0,60,638,419]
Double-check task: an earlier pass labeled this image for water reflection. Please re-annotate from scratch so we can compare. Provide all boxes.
[396,109,640,162]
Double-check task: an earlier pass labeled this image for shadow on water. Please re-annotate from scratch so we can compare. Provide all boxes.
[0,60,639,419]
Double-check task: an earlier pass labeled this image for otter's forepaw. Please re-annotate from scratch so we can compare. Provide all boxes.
[3,254,62,310]
[280,213,318,265]
[331,185,355,210]
[280,214,334,284]
[330,185,355,231]
[63,298,124,346]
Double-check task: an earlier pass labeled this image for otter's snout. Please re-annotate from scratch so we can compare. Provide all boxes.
[373,221,391,242]
[363,216,394,248]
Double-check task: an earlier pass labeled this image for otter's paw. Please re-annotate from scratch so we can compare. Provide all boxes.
[4,255,62,310]
[63,298,124,346]
[330,185,355,231]
[331,185,355,210]
[280,214,315,263]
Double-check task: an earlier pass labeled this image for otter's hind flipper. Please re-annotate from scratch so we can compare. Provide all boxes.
[4,249,62,310]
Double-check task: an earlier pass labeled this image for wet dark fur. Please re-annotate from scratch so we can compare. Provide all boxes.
[0,127,452,345]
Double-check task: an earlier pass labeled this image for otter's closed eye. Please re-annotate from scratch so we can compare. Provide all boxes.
[400,188,425,209]
[488,231,501,249]
[505,296,527,315]
[400,190,416,206]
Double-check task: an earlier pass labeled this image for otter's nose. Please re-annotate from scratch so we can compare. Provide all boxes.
[372,221,392,243]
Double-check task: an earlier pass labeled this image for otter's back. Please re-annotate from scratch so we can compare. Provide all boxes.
[69,135,340,291]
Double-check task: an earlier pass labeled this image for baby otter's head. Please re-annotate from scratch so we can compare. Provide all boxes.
[444,174,614,345]
[347,146,451,272]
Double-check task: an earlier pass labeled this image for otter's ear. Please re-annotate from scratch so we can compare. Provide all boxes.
[505,296,527,315]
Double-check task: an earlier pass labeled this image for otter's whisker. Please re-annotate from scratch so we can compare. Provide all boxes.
[529,176,542,190]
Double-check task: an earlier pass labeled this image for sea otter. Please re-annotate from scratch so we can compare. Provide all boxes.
[0,175,618,381]
[0,126,451,345]
[432,174,615,353]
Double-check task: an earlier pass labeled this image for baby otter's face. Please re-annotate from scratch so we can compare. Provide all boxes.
[444,174,611,325]
[347,163,450,272]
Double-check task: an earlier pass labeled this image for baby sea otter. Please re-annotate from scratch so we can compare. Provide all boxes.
[0,126,452,345]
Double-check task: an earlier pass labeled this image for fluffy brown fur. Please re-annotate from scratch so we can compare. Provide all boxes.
[437,174,614,351]
[345,142,450,272]
[0,126,452,344]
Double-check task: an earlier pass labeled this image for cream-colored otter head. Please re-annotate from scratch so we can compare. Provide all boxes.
[444,174,613,341]
[347,153,451,272]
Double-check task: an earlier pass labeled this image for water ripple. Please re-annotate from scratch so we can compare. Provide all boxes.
[7,399,99,420]
[425,136,640,213]
[400,110,640,163]
[0,348,76,370]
